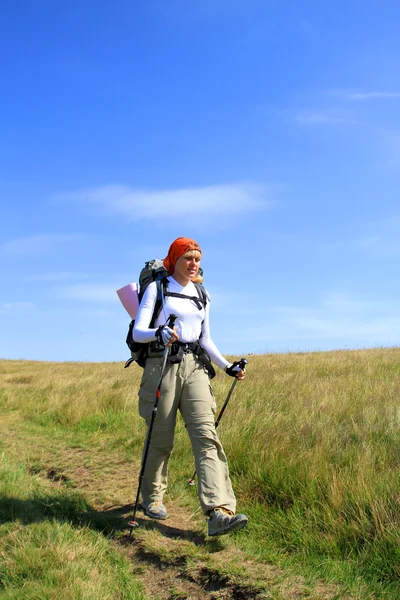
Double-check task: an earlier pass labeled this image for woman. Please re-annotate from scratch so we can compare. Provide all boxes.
[133,237,248,536]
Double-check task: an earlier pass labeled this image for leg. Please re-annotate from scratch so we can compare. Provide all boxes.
[138,358,181,503]
[179,354,236,515]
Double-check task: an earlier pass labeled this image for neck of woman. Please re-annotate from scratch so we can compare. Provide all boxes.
[172,274,191,287]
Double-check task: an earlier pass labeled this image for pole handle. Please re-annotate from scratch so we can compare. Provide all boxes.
[167,313,178,328]
[238,358,248,370]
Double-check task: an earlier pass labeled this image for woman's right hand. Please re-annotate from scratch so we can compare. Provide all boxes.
[156,325,179,347]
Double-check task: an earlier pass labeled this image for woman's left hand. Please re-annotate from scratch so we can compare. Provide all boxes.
[225,362,246,380]
[236,368,246,380]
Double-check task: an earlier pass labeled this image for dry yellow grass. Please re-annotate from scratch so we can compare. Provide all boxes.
[1,348,400,597]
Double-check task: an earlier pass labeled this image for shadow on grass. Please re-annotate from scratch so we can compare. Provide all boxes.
[104,503,225,552]
[0,495,222,550]
[0,492,122,534]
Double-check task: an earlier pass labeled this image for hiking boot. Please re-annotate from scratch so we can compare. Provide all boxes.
[142,500,168,520]
[207,507,248,536]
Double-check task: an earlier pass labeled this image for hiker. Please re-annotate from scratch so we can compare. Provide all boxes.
[132,237,248,536]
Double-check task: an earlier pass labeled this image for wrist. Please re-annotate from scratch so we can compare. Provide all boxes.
[225,363,237,377]
[155,326,163,344]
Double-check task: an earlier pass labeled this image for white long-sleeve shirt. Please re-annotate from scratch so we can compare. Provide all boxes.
[132,277,229,371]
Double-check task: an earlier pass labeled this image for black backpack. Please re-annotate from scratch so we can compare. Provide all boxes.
[124,259,208,368]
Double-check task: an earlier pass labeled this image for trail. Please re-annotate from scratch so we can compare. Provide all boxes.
[1,412,352,600]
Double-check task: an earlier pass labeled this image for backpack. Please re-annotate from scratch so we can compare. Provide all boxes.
[124,259,208,368]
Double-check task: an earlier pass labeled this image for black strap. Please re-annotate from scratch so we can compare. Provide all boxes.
[192,341,216,379]
[194,282,208,307]
[150,279,208,326]
[149,277,168,328]
[169,340,215,379]
[164,291,206,310]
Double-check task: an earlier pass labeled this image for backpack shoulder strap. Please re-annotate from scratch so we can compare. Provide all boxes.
[149,276,168,327]
[152,279,208,319]
[165,283,208,310]
[195,283,209,333]
[194,282,209,306]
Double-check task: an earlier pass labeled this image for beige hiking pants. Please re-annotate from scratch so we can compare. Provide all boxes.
[138,351,236,515]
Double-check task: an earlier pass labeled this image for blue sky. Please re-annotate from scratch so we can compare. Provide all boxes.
[1,0,399,363]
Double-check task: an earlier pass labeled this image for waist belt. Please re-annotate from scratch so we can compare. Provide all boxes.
[148,340,198,354]
[170,341,198,354]
[149,340,200,355]
[150,339,216,379]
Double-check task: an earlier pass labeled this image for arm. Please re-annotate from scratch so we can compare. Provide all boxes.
[199,302,230,371]
[132,282,159,344]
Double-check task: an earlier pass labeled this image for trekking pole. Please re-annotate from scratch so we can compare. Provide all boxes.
[128,313,178,534]
[188,357,248,486]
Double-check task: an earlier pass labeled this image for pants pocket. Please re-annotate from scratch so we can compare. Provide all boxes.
[138,359,161,419]
[208,384,217,414]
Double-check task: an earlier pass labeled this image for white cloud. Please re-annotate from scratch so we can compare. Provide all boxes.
[54,183,271,224]
[325,89,400,102]
[0,234,84,257]
[347,91,400,101]
[357,236,400,256]
[203,284,400,352]
[23,272,97,282]
[216,292,400,354]
[295,111,361,126]
[295,88,400,129]
[382,129,400,167]
[53,283,120,303]
[204,286,262,315]
[332,216,400,256]
[320,292,380,313]
[0,302,36,314]
[296,112,338,124]
[270,292,399,341]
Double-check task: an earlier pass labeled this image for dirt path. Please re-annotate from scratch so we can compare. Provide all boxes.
[2,412,352,600]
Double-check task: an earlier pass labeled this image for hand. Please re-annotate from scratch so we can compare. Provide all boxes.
[156,325,179,347]
[225,361,246,380]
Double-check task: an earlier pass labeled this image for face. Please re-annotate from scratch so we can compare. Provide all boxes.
[174,251,201,282]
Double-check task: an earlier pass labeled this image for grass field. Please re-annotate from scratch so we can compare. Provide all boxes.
[1,348,400,599]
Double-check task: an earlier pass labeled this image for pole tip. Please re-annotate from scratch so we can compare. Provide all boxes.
[128,520,139,528]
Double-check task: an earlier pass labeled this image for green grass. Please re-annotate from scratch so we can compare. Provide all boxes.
[0,521,143,600]
[0,451,144,599]
[1,349,400,597]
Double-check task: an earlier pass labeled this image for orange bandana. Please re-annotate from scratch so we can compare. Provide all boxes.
[163,237,202,274]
